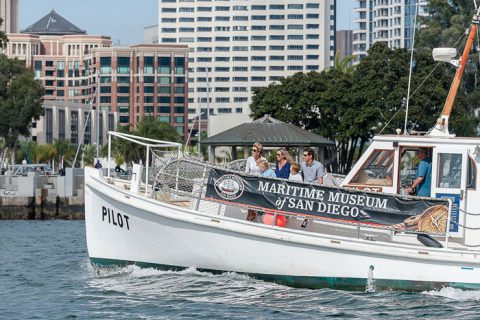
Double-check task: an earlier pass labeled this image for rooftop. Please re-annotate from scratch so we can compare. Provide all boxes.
[202,115,335,147]
[21,10,86,36]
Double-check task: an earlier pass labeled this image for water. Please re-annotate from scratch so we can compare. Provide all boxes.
[1,221,480,319]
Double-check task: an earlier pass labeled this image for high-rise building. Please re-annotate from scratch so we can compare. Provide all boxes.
[0,0,18,33]
[5,10,190,141]
[352,0,428,62]
[156,0,336,125]
[336,30,353,61]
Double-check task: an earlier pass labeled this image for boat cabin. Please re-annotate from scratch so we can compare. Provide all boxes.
[342,134,480,245]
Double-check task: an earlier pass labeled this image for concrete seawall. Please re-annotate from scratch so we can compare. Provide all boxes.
[0,168,85,220]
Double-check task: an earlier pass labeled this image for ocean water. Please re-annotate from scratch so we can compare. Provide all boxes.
[1,221,480,320]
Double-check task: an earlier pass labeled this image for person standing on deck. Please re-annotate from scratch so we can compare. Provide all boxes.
[406,148,432,197]
[245,142,265,175]
[275,147,293,179]
[245,142,266,221]
[301,148,324,185]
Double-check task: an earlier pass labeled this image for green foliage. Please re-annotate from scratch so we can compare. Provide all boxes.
[54,139,76,167]
[0,55,43,149]
[249,40,478,173]
[82,144,96,166]
[0,18,8,49]
[416,0,480,135]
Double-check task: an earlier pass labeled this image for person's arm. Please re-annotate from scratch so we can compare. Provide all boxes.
[406,176,424,194]
[406,161,427,193]
[317,163,325,185]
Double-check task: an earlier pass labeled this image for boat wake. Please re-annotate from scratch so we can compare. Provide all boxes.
[422,287,480,301]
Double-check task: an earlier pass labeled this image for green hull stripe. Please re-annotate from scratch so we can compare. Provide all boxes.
[90,257,480,292]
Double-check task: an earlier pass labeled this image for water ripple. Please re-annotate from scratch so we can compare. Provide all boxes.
[2,220,480,319]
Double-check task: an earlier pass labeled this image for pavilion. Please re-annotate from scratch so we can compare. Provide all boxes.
[201,115,335,163]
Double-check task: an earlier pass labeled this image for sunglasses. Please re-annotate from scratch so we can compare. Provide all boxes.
[276,153,282,156]
[252,149,258,152]
[303,154,309,157]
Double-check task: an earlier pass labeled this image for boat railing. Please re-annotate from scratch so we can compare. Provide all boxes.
[149,151,450,246]
[104,132,452,247]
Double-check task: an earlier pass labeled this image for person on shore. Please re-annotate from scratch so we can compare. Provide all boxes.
[406,148,432,197]
[301,148,324,185]
[245,142,265,175]
[275,147,293,179]
[289,163,303,182]
[259,160,276,178]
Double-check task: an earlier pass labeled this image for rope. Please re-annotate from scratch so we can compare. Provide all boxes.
[408,70,448,133]
[459,207,480,216]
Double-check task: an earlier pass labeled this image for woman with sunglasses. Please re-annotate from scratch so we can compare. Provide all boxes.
[245,142,265,175]
[245,142,265,221]
[274,147,293,179]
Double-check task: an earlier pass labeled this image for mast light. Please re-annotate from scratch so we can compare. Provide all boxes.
[432,48,459,67]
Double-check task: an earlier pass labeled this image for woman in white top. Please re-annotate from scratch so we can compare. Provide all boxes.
[245,142,265,222]
[245,142,265,175]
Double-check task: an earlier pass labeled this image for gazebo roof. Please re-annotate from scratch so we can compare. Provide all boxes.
[202,115,335,147]
[21,10,86,35]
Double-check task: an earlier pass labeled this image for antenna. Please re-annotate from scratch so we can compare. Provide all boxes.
[403,0,419,135]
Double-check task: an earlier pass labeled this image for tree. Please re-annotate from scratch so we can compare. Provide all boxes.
[0,55,43,155]
[416,0,479,135]
[249,41,477,173]
[0,18,8,49]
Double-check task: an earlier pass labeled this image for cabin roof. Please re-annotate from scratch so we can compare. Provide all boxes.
[202,115,335,147]
[375,134,480,145]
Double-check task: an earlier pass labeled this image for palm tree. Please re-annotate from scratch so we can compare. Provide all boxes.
[36,144,57,164]
[333,51,356,74]
[82,144,96,167]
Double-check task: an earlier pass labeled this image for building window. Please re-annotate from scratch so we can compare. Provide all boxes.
[83,111,91,144]
[45,109,53,144]
[116,58,130,73]
[288,4,303,9]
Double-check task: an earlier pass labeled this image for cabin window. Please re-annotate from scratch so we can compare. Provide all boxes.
[467,156,476,189]
[351,150,394,186]
[437,153,462,189]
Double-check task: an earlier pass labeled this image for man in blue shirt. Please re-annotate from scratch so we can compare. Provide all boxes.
[406,148,431,197]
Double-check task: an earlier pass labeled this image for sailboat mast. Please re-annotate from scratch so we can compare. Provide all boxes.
[440,24,477,118]
[431,8,480,135]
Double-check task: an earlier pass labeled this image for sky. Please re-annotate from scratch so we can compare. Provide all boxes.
[20,0,354,45]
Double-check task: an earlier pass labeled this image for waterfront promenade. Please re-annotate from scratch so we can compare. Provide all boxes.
[0,168,84,219]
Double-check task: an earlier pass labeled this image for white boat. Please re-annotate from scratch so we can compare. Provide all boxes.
[85,9,480,291]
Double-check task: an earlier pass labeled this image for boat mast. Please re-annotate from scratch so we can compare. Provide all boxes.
[404,0,418,135]
[430,7,480,136]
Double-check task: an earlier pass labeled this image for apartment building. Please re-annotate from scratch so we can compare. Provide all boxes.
[5,10,190,141]
[0,0,18,33]
[31,100,118,145]
[353,0,428,62]
[156,0,336,124]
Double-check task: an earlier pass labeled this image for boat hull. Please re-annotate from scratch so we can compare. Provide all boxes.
[85,169,480,291]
